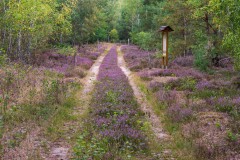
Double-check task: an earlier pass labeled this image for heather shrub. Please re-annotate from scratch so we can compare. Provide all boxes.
[165,77,196,91]
[74,47,148,158]
[232,76,240,89]
[75,69,86,78]
[88,52,99,60]
[123,45,159,71]
[75,56,93,70]
[148,81,164,92]
[172,56,194,67]
[138,71,152,81]
[149,69,175,77]
[213,97,236,114]
[167,104,193,122]
[179,77,197,91]
[155,90,177,106]
[65,67,86,78]
[196,80,216,90]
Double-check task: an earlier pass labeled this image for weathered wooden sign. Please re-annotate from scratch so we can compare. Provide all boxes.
[160,26,174,69]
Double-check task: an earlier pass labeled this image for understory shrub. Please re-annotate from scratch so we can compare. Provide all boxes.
[194,48,209,71]
[55,45,77,56]
[0,54,7,67]
[109,29,119,42]
[131,32,154,50]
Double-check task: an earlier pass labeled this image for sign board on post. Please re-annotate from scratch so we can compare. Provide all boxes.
[159,26,174,69]
[162,32,167,57]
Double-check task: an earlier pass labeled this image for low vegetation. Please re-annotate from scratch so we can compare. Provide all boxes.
[122,45,240,160]
[1,0,240,159]
[0,44,107,159]
[73,47,149,159]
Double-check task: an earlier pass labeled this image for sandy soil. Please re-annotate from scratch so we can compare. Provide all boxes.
[117,46,170,140]
[2,45,111,160]
[45,44,112,160]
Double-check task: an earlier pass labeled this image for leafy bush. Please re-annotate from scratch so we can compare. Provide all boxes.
[0,54,7,67]
[194,48,209,71]
[109,29,119,42]
[56,45,76,56]
[131,32,153,50]
[43,79,67,105]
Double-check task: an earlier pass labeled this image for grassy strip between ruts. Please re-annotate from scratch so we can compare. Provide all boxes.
[73,46,153,160]
[134,75,197,160]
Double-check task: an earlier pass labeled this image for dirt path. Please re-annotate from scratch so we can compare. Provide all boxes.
[117,46,170,140]
[45,44,112,160]
[2,45,112,160]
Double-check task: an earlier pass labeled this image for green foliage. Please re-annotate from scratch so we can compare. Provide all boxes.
[109,29,119,42]
[208,0,240,70]
[180,77,197,91]
[0,0,239,68]
[43,79,67,105]
[0,0,73,61]
[132,32,153,50]
[165,77,196,91]
[227,130,239,142]
[106,90,119,105]
[56,45,76,56]
[0,54,7,67]
[73,132,108,160]
[0,70,15,114]
[194,48,209,71]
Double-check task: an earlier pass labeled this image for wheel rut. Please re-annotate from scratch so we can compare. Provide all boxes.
[45,44,112,160]
[117,46,170,140]
[2,45,112,160]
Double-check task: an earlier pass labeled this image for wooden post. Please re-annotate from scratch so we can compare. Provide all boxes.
[160,26,173,69]
[162,32,169,69]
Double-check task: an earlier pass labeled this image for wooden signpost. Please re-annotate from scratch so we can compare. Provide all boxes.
[160,26,174,69]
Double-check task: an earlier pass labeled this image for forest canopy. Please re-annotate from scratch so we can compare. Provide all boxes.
[0,0,240,70]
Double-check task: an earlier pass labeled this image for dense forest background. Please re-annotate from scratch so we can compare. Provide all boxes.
[0,0,240,71]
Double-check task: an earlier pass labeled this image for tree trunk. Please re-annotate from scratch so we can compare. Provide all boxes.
[73,44,80,67]
[17,30,22,60]
[60,33,63,44]
[7,30,12,57]
[205,13,211,54]
[2,0,6,45]
[184,16,187,57]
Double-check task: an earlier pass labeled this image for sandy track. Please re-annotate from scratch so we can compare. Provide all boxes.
[45,44,112,160]
[2,45,111,160]
[117,46,170,140]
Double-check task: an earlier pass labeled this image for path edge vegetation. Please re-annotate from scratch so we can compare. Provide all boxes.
[118,46,197,160]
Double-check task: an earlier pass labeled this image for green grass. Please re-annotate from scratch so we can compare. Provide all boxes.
[1,76,82,158]
[164,77,197,92]
[190,87,238,99]
[135,76,197,160]
[44,96,77,141]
